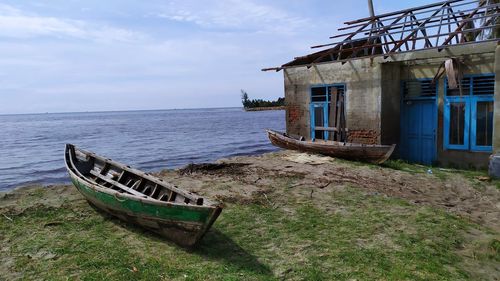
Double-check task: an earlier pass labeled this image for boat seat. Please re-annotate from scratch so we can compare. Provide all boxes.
[90,170,150,199]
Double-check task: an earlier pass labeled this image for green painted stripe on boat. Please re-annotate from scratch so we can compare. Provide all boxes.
[72,178,210,223]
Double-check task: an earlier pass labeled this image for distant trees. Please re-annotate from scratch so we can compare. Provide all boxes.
[241,89,285,108]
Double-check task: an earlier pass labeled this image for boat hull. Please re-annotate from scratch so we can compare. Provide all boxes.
[266,129,395,164]
[65,145,222,247]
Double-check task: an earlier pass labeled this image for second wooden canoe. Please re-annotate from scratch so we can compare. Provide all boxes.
[266,129,395,164]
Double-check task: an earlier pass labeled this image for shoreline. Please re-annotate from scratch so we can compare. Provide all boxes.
[3,151,499,230]
[1,151,499,280]
[244,106,285,111]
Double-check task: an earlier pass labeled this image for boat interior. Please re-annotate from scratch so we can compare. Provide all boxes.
[66,145,204,206]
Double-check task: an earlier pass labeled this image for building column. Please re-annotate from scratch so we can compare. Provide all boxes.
[493,44,500,153]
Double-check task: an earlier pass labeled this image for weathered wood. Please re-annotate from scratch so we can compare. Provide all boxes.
[168,191,177,202]
[268,0,499,71]
[266,129,395,164]
[440,4,484,47]
[261,67,282,72]
[330,87,338,140]
[386,2,451,56]
[310,24,500,56]
[311,21,373,65]
[344,0,465,25]
[90,170,149,198]
[64,144,223,247]
[339,95,347,141]
[83,148,202,202]
[338,3,492,35]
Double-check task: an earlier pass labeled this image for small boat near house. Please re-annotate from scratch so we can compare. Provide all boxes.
[266,129,395,164]
[64,144,223,247]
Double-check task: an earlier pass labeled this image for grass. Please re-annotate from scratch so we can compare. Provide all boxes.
[381,159,499,186]
[1,186,498,280]
[489,239,500,261]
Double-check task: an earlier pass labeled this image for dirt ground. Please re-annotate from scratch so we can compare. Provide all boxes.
[158,151,500,233]
[1,151,499,280]
[1,150,499,235]
[3,151,498,232]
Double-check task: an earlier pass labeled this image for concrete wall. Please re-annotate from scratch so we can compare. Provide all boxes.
[283,42,498,168]
[283,70,310,138]
[284,59,383,143]
[494,44,500,154]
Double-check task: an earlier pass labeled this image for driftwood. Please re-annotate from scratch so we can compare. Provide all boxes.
[178,163,249,176]
[2,214,13,222]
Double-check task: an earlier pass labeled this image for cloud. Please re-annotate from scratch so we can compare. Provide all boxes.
[157,0,309,34]
[0,1,317,114]
[0,4,143,42]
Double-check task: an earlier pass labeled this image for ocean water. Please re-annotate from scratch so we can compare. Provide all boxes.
[0,108,285,191]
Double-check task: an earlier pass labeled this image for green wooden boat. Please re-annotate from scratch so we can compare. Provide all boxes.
[64,144,223,247]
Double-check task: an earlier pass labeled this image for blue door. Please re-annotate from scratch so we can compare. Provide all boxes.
[400,99,437,165]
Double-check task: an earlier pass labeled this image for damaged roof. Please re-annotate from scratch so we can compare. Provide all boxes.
[263,0,499,71]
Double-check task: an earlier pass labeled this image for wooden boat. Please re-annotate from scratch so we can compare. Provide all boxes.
[64,144,222,247]
[266,129,396,164]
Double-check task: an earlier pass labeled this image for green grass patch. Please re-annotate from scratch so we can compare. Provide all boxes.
[382,159,426,173]
[486,239,500,262]
[0,187,496,280]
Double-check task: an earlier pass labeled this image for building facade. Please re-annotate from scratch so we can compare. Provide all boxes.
[267,1,499,168]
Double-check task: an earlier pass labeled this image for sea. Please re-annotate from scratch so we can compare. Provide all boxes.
[0,108,285,191]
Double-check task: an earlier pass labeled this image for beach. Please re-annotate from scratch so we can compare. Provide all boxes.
[1,151,499,280]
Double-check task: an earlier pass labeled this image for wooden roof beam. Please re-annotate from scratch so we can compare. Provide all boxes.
[384,2,451,58]
[344,0,467,25]
[339,0,479,31]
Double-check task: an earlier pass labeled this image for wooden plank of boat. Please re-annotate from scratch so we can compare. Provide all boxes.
[266,129,395,164]
[64,144,223,247]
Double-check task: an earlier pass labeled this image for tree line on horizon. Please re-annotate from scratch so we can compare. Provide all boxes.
[240,90,285,108]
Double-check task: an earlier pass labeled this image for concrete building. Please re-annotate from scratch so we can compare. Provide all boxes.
[265,0,499,169]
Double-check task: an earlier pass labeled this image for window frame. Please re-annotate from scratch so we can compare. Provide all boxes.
[470,96,494,151]
[443,97,470,150]
[309,83,346,141]
[443,74,494,152]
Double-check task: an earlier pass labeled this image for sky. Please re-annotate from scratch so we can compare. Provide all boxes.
[0,0,433,114]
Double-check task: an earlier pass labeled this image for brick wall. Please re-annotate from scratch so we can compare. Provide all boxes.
[347,129,379,144]
[287,105,302,123]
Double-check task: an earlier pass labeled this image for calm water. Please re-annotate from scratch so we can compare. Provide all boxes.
[0,108,285,190]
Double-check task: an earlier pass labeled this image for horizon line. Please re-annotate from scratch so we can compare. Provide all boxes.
[0,106,245,117]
